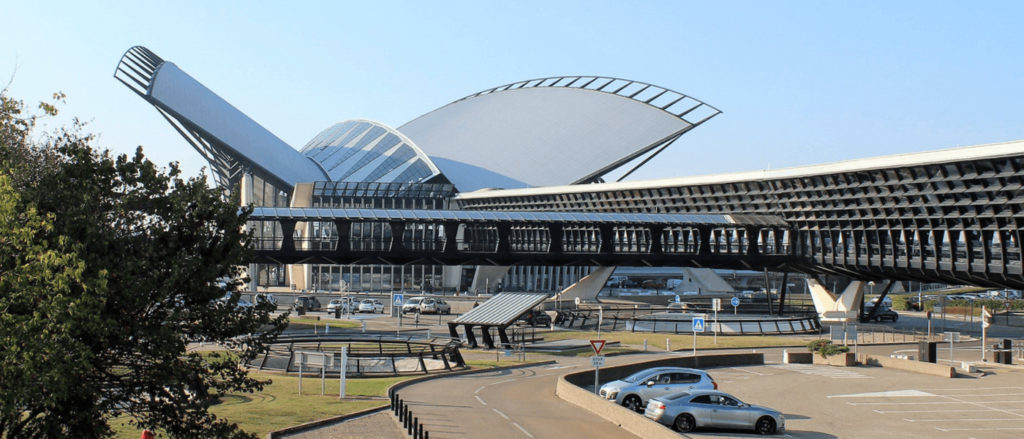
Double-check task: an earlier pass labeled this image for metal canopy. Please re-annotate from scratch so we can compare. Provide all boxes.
[452,293,550,326]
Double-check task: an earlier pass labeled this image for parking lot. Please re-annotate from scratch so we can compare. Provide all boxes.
[691,360,1024,438]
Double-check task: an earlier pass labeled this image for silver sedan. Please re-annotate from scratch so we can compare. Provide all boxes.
[644,390,784,435]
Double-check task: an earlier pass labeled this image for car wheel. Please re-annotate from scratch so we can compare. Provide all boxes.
[892,315,898,322]
[755,416,776,435]
[622,395,643,412]
[674,413,696,432]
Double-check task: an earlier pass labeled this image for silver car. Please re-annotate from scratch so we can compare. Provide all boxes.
[598,367,717,412]
[644,390,784,435]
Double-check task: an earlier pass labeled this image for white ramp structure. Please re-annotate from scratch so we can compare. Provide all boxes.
[807,279,865,323]
[551,267,615,304]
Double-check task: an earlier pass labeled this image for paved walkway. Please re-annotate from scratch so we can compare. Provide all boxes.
[277,411,404,439]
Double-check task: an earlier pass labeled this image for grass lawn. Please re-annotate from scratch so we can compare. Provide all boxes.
[111,373,408,438]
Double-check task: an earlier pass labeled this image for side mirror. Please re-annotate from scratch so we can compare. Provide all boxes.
[646,381,655,387]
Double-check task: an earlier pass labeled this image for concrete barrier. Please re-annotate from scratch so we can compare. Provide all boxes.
[557,353,764,439]
[783,350,812,364]
[563,352,764,387]
[556,375,680,439]
[858,354,955,378]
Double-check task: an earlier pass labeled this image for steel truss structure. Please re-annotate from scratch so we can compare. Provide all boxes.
[457,143,1024,289]
[247,208,792,270]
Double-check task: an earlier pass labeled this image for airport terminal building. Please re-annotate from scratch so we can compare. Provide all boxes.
[116,46,1024,293]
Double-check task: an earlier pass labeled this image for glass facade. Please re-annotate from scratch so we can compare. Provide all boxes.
[300,120,441,185]
[307,181,455,293]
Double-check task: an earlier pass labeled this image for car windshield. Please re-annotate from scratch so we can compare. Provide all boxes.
[622,370,659,383]
[361,300,373,304]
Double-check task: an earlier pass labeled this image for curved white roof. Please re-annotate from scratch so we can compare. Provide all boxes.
[399,76,719,192]
[301,120,441,184]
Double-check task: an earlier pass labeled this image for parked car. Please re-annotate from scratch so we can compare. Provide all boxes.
[255,293,277,307]
[645,389,784,435]
[357,298,384,313]
[861,304,899,322]
[598,367,717,412]
[293,295,322,312]
[419,298,451,314]
[402,297,425,314]
[326,298,353,314]
[518,309,552,326]
[217,293,254,311]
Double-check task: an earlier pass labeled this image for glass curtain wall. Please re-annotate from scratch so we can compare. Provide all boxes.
[308,182,455,293]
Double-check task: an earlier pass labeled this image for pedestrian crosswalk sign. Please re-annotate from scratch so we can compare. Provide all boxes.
[393,294,404,307]
[693,317,705,333]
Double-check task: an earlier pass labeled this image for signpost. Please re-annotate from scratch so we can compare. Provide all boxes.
[590,339,606,394]
[393,293,404,333]
[692,315,705,356]
[943,331,960,365]
[711,298,721,344]
[982,306,992,361]
[339,346,348,399]
[731,296,740,315]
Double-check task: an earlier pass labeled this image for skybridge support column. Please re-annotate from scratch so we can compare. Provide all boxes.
[442,222,459,255]
[697,226,712,256]
[496,224,511,256]
[599,225,614,255]
[333,220,351,253]
[280,220,297,252]
[549,224,564,254]
[650,225,664,255]
[389,222,406,252]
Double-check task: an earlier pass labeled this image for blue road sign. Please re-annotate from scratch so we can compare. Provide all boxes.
[731,297,740,307]
[393,294,404,306]
[692,317,705,332]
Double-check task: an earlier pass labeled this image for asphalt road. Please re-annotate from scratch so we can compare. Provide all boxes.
[395,356,639,439]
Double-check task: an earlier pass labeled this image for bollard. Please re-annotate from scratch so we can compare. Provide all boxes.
[424,430,429,439]
[409,416,415,435]
[417,423,423,439]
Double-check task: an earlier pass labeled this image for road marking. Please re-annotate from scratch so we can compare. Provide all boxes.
[493,408,510,420]
[475,395,487,406]
[546,365,572,370]
[848,400,1024,406]
[936,426,1024,432]
[512,422,535,438]
[874,409,992,414]
[732,367,767,376]
[493,378,517,386]
[829,390,935,398]
[907,417,1024,422]
[474,386,485,394]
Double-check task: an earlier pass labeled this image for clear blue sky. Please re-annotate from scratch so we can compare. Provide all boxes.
[3,1,1023,183]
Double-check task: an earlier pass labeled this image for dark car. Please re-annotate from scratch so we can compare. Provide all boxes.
[860,305,898,322]
[518,309,552,326]
[292,296,321,312]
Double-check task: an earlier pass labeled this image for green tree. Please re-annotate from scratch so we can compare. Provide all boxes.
[0,92,287,438]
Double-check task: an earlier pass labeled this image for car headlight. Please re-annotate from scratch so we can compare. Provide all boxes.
[603,390,618,400]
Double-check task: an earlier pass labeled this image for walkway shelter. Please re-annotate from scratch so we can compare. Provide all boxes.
[448,293,550,349]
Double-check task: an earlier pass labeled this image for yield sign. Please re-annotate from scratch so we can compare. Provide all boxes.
[590,339,607,355]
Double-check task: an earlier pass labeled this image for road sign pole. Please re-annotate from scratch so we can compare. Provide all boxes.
[693,328,697,356]
[714,307,718,345]
[594,365,599,395]
[339,346,348,399]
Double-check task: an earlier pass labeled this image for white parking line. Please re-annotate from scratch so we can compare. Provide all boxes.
[732,367,767,376]
[492,408,509,420]
[874,409,992,414]
[907,417,1024,422]
[475,395,487,406]
[512,422,535,438]
[936,426,1024,432]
